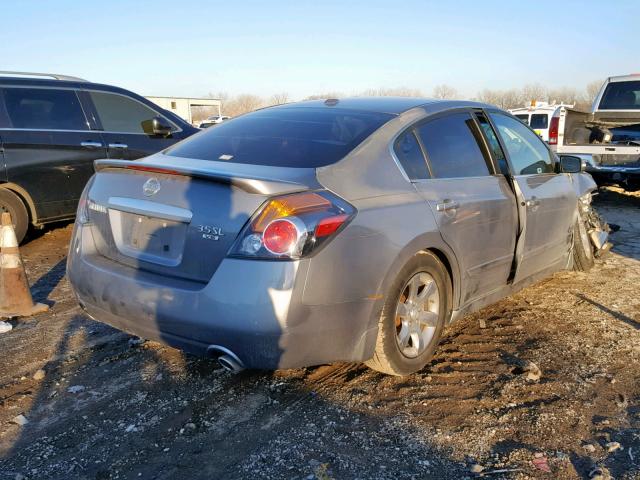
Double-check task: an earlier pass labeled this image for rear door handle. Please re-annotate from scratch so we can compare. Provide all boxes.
[108,143,128,149]
[436,199,460,212]
[80,141,103,149]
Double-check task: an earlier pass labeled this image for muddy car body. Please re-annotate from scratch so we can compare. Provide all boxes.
[67,98,607,375]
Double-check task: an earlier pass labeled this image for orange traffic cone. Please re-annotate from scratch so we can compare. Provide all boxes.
[0,212,49,318]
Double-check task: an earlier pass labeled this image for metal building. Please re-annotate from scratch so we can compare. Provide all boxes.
[145,96,222,126]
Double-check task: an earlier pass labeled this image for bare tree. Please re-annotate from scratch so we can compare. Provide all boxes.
[304,92,343,100]
[432,84,458,99]
[224,94,264,117]
[476,88,522,109]
[547,87,581,106]
[521,83,547,103]
[268,92,290,105]
[476,89,502,107]
[358,87,424,97]
[501,89,524,109]
[582,80,604,108]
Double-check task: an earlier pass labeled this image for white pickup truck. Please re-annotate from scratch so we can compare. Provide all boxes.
[545,75,640,191]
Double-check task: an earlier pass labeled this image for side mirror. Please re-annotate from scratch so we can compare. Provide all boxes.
[142,116,173,137]
[558,155,583,173]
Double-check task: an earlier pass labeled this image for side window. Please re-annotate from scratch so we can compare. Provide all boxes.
[89,91,174,134]
[490,112,554,175]
[530,114,549,129]
[1,87,88,130]
[393,130,430,180]
[475,112,509,175]
[416,112,490,178]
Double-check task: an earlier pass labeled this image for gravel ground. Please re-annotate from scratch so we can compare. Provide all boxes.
[0,187,638,480]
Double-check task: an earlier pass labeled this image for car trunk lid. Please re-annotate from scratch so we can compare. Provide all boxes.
[85,156,318,283]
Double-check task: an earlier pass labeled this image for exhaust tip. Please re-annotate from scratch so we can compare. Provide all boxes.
[207,345,245,373]
[218,354,244,373]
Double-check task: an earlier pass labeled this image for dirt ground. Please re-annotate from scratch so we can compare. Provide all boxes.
[0,187,638,480]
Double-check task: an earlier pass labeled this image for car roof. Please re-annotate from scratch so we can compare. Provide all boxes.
[0,75,134,96]
[606,74,640,83]
[272,97,494,115]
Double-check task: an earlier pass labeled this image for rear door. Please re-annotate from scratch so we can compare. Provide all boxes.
[84,89,185,160]
[488,111,576,283]
[407,111,518,303]
[0,86,106,220]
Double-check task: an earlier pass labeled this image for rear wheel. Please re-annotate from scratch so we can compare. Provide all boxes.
[366,251,451,376]
[572,211,595,272]
[0,188,29,244]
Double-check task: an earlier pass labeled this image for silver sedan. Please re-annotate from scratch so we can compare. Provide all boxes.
[67,97,607,375]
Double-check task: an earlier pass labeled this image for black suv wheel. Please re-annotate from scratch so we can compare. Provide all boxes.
[0,188,29,243]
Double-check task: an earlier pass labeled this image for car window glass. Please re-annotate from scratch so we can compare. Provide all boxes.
[530,114,549,129]
[490,112,554,175]
[515,114,529,124]
[415,112,490,178]
[90,91,173,133]
[599,81,640,110]
[166,107,393,167]
[1,87,88,130]
[475,112,509,175]
[393,130,430,180]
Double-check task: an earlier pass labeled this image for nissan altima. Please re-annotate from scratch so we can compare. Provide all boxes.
[67,97,608,375]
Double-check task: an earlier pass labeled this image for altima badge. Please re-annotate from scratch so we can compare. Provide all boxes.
[143,177,161,197]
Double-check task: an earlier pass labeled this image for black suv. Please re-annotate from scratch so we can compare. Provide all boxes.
[0,72,198,242]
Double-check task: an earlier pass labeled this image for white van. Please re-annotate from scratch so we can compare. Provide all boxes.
[509,102,574,144]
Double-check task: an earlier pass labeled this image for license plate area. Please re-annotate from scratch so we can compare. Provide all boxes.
[109,209,187,267]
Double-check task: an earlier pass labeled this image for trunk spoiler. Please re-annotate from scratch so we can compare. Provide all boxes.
[94,159,311,195]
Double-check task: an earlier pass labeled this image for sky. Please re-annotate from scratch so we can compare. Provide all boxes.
[1,0,637,101]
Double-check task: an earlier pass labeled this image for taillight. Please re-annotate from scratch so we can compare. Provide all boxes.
[77,197,89,224]
[263,218,304,255]
[76,176,96,224]
[549,116,559,145]
[229,191,355,260]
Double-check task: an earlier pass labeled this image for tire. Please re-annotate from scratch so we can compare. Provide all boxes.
[0,188,29,244]
[365,251,452,376]
[572,211,595,272]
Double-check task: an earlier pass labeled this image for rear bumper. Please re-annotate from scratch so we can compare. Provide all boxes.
[67,224,378,369]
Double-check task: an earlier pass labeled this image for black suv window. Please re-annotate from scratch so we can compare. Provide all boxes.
[1,87,88,130]
[416,112,490,178]
[90,91,173,134]
[490,112,554,175]
[393,130,430,180]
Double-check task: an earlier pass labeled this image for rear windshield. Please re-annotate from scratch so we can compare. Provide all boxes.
[515,114,529,124]
[530,114,549,129]
[599,81,640,110]
[166,107,394,167]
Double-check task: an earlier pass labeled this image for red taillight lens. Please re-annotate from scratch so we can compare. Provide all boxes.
[230,191,355,260]
[263,219,300,255]
[549,116,559,145]
[315,214,349,238]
